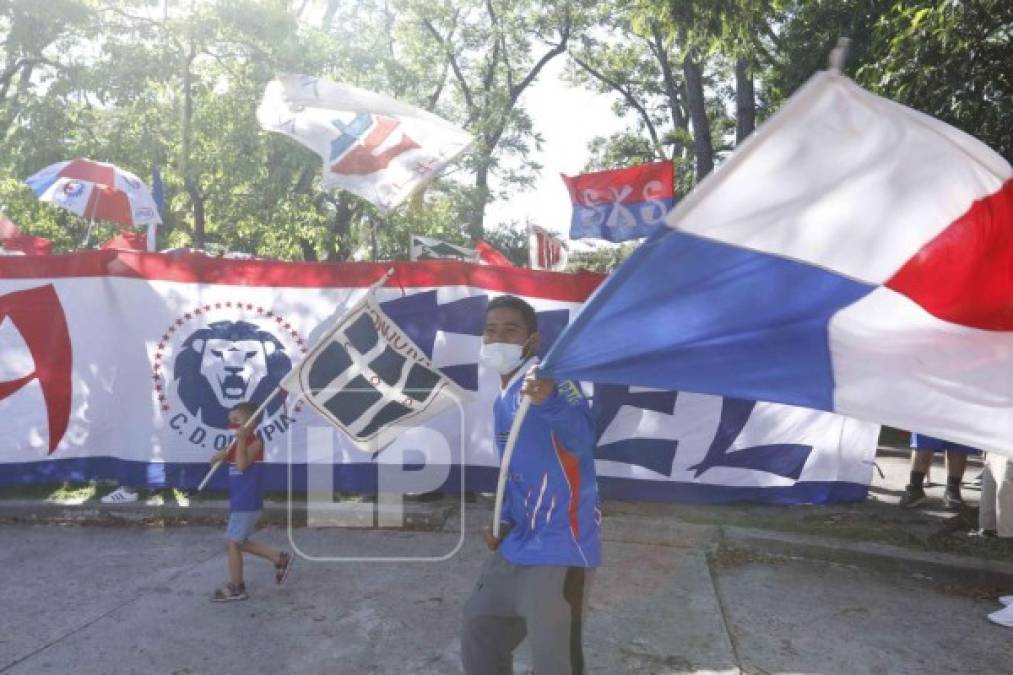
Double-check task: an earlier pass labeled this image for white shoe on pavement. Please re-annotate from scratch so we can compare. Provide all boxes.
[1000,595,1013,607]
[987,604,1013,627]
[101,486,139,504]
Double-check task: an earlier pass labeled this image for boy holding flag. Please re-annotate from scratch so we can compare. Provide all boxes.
[210,402,293,602]
[461,296,600,674]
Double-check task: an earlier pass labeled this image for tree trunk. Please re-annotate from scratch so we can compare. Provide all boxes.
[322,0,340,28]
[185,180,205,249]
[469,158,491,241]
[651,27,685,160]
[735,56,755,144]
[298,238,317,262]
[682,53,713,180]
[324,194,355,261]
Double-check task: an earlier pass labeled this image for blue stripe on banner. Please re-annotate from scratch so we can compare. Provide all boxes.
[0,459,869,505]
[541,229,876,412]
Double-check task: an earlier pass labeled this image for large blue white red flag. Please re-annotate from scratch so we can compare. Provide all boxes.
[540,70,1013,456]
[563,160,675,242]
[257,75,473,214]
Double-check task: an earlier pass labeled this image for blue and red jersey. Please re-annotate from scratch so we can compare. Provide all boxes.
[227,435,264,513]
[494,364,601,568]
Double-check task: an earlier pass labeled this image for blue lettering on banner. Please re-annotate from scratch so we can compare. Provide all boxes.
[687,399,814,480]
[592,385,816,480]
[592,384,681,476]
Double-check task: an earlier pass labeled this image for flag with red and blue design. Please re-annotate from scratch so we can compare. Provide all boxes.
[541,71,1013,457]
[563,161,675,242]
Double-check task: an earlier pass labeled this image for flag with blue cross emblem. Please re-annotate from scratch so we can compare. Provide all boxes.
[280,293,469,452]
[257,75,473,213]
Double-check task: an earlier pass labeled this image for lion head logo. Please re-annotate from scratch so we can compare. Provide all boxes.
[172,320,292,429]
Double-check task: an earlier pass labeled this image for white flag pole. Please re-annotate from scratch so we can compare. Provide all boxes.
[82,187,100,249]
[194,267,397,493]
[492,394,532,539]
[828,36,851,73]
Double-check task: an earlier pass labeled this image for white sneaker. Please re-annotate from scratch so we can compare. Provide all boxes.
[1000,595,1013,607]
[101,486,139,504]
[987,604,1013,627]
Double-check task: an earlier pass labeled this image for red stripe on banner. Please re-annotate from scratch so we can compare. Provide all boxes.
[0,251,604,301]
[2,235,53,256]
[886,179,1013,331]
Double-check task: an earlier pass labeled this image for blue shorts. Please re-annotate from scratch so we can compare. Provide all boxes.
[225,510,262,543]
[910,433,980,455]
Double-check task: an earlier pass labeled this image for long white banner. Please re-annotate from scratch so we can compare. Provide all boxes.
[0,252,878,503]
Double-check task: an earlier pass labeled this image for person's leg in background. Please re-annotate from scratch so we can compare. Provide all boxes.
[992,453,1013,538]
[978,452,999,536]
[986,459,1013,627]
[900,448,934,508]
[943,449,969,510]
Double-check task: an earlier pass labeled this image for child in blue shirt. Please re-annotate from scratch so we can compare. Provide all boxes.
[210,402,293,602]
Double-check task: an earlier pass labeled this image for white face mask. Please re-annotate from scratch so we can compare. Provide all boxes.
[479,341,527,376]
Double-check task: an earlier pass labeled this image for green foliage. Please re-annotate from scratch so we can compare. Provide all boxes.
[758,0,886,110]
[566,0,756,187]
[566,242,638,274]
[857,0,1012,159]
[401,0,591,237]
[0,0,563,258]
[482,222,529,267]
[0,0,1007,263]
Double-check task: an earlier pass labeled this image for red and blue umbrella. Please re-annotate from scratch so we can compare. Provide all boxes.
[25,158,162,246]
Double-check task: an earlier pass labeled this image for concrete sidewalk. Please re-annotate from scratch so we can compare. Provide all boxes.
[5,448,1010,587]
[4,447,1013,674]
[2,522,1011,675]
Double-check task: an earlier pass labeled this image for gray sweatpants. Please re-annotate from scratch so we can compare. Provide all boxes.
[461,552,594,675]
[980,452,1013,537]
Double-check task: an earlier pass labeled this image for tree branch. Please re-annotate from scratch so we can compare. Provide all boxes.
[486,0,517,94]
[569,52,666,160]
[422,17,476,116]
[509,17,571,104]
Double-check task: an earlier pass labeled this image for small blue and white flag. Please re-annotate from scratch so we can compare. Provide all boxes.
[280,292,469,452]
